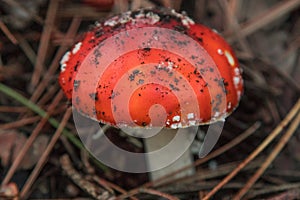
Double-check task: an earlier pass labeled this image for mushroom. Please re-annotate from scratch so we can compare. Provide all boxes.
[82,0,114,11]
[59,8,243,182]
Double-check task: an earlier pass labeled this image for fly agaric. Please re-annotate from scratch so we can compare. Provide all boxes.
[82,0,114,11]
[59,8,243,180]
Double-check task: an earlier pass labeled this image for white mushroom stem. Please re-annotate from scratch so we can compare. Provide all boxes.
[144,128,195,185]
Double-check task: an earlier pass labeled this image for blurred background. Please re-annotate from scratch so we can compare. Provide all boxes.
[0,0,299,199]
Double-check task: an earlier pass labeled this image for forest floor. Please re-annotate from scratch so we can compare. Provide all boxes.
[0,0,299,199]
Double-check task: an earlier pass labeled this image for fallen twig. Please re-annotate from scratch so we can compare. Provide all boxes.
[202,98,300,200]
[60,154,115,200]
[233,112,300,199]
[1,91,64,186]
[0,20,18,44]
[247,183,300,199]
[20,108,73,198]
[226,0,300,40]
[30,0,60,89]
[267,189,300,200]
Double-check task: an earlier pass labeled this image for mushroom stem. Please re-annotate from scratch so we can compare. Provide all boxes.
[144,128,195,185]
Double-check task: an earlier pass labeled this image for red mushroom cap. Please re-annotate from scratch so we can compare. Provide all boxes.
[82,0,114,11]
[59,8,243,129]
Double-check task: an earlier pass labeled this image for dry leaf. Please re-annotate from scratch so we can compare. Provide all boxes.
[0,130,49,170]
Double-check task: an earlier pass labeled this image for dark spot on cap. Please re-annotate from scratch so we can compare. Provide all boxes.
[143,47,151,52]
[142,122,147,126]
[89,92,98,101]
[75,96,80,104]
[95,28,104,38]
[191,55,197,59]
[129,74,135,81]
[133,69,140,74]
[169,84,180,91]
[73,80,81,92]
[197,59,205,65]
[138,79,144,84]
[74,61,80,72]
[174,25,186,32]
[197,37,203,43]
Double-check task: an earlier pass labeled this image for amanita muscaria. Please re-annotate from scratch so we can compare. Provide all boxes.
[82,0,114,11]
[59,8,243,179]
